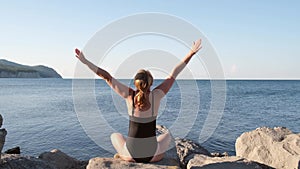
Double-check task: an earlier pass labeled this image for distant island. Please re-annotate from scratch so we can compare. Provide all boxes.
[0,59,62,78]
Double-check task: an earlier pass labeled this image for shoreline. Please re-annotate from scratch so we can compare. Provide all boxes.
[1,126,299,169]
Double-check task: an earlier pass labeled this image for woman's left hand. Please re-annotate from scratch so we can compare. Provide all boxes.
[75,48,88,64]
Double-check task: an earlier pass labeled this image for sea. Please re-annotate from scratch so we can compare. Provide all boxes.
[0,79,299,160]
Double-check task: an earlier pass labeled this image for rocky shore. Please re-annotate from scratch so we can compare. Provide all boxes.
[0,114,299,169]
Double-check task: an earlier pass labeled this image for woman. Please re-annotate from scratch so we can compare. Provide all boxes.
[75,39,202,163]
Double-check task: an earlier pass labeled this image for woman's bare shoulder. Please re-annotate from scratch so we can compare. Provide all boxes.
[152,88,166,99]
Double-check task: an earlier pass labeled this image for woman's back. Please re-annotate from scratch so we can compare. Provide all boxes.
[126,89,164,118]
[126,90,160,162]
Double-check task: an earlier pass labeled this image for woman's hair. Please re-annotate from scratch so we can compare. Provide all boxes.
[134,69,153,109]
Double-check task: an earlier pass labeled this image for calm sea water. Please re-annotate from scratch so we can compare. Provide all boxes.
[0,79,299,160]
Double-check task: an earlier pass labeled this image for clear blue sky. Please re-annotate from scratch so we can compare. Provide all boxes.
[1,0,299,79]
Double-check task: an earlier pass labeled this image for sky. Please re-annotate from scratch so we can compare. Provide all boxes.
[1,0,299,79]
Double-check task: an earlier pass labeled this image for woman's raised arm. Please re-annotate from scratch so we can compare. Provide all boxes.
[75,48,133,98]
[154,39,202,94]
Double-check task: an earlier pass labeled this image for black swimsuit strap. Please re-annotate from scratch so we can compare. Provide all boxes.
[132,91,135,116]
[152,91,154,117]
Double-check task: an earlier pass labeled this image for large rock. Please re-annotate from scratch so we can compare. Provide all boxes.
[0,150,87,169]
[236,127,300,169]
[175,138,210,168]
[0,129,6,154]
[0,154,56,169]
[0,114,7,160]
[187,154,269,169]
[86,157,180,169]
[87,125,180,169]
[87,143,180,168]
[39,149,87,169]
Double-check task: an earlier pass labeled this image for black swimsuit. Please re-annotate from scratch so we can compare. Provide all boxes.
[126,92,158,163]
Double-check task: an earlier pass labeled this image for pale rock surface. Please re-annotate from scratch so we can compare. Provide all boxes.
[87,125,180,169]
[187,154,268,169]
[236,127,300,169]
[86,157,180,169]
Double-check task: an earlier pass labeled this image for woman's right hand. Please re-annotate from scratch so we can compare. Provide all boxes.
[75,48,88,64]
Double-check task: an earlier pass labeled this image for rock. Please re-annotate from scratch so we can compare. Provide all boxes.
[5,146,21,154]
[0,129,6,152]
[175,138,210,168]
[236,126,300,169]
[87,125,180,169]
[0,154,56,169]
[86,146,180,169]
[210,152,229,157]
[0,150,87,169]
[0,114,3,128]
[39,149,87,169]
[86,157,181,169]
[187,154,270,169]
[0,114,7,160]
